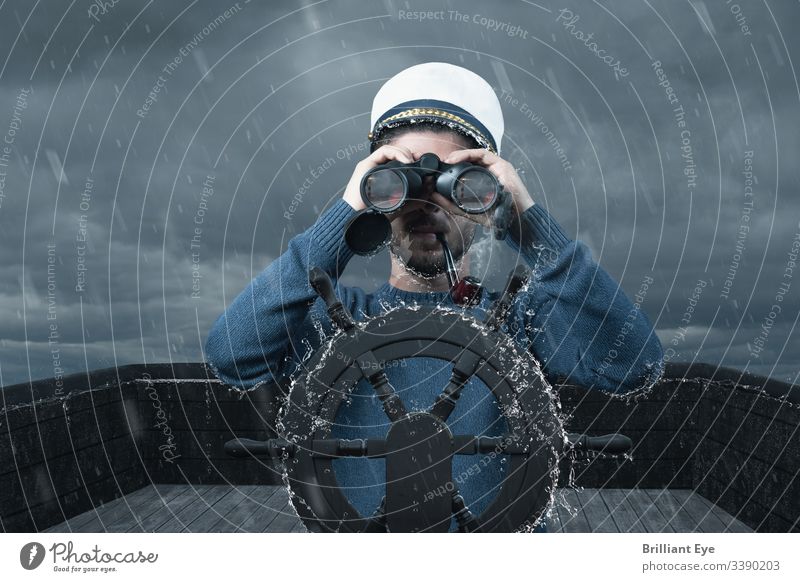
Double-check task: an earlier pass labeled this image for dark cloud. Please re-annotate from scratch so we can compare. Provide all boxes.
[0,0,798,387]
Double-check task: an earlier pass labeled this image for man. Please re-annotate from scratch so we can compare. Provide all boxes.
[205,62,664,530]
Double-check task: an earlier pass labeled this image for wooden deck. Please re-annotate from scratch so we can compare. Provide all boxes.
[44,485,752,533]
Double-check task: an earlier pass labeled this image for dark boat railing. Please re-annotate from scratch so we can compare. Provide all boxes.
[1,362,797,533]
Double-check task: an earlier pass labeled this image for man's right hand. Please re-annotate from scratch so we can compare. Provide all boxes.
[342,144,416,211]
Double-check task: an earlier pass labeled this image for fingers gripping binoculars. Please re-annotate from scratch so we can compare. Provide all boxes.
[345,152,514,260]
[360,153,504,214]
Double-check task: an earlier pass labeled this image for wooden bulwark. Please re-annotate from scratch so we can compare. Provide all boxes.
[45,485,752,533]
[5,362,793,532]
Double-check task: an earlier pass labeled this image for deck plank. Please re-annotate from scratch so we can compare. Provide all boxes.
[45,484,168,533]
[155,485,234,532]
[647,491,683,533]
[43,488,136,533]
[186,485,260,533]
[261,488,302,532]
[624,488,675,533]
[290,520,308,533]
[237,487,286,533]
[42,486,755,533]
[213,486,280,533]
[644,489,700,533]
[556,488,592,533]
[108,485,186,532]
[600,489,648,533]
[133,485,218,532]
[670,489,728,533]
[576,489,618,532]
[692,491,753,533]
[74,485,167,533]
[544,503,563,533]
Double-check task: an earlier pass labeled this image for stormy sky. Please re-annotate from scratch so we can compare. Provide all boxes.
[0,0,798,388]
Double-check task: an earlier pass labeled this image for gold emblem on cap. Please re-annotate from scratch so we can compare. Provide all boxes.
[369,107,496,153]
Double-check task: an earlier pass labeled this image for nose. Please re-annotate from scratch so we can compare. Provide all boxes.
[412,176,440,213]
[422,175,437,191]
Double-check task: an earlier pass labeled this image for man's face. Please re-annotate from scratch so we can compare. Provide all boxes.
[385,131,479,278]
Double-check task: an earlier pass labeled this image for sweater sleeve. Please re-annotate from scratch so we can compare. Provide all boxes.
[505,203,664,394]
[204,199,359,389]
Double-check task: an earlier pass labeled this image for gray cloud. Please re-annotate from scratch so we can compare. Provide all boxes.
[0,0,798,387]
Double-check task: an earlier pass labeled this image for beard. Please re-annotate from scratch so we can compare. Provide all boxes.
[389,212,476,278]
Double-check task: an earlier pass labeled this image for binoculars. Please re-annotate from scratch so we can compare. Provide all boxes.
[346,153,514,257]
[360,153,503,214]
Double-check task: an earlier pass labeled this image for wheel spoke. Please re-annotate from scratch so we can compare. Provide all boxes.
[309,435,527,458]
[452,435,528,455]
[370,496,387,531]
[484,265,530,331]
[355,351,407,422]
[311,438,387,458]
[452,491,479,532]
[430,351,482,421]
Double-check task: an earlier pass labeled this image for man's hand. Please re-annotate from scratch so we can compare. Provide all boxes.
[440,149,535,227]
[342,144,416,211]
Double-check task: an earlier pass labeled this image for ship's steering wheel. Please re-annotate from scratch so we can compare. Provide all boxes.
[228,265,564,532]
[225,266,631,532]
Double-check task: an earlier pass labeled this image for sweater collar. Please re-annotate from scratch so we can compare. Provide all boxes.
[374,282,454,305]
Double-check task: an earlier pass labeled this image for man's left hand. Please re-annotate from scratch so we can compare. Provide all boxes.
[436,149,535,227]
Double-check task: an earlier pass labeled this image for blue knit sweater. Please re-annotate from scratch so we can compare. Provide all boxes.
[205,199,664,529]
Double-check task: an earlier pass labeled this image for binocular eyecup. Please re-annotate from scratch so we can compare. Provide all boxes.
[360,152,503,215]
[345,153,514,257]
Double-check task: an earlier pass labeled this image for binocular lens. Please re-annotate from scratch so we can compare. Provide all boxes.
[453,169,498,212]
[361,155,501,214]
[363,168,406,211]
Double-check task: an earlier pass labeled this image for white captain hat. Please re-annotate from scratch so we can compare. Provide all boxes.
[368,62,505,154]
